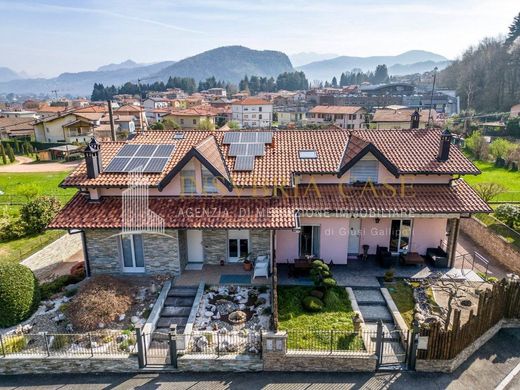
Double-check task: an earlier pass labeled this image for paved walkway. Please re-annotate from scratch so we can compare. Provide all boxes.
[0,156,79,172]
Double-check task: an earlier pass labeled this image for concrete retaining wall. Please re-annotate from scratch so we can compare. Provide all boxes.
[21,233,82,278]
[460,217,520,274]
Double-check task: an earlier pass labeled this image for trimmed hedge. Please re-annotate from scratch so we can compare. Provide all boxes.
[0,264,41,328]
[302,296,324,312]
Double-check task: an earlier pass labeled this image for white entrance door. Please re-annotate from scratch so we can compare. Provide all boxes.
[228,230,250,262]
[348,219,361,257]
[187,230,204,263]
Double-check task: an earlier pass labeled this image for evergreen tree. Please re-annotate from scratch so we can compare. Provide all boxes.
[506,12,520,45]
[373,64,389,84]
[0,143,7,165]
[331,76,338,87]
[5,144,15,163]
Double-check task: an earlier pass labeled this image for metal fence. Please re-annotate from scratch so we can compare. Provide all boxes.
[285,329,371,354]
[184,330,262,356]
[0,330,136,358]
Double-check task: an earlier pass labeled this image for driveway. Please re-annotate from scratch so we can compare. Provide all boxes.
[0,156,79,172]
[1,328,519,390]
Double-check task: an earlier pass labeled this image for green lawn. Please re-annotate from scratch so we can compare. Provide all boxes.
[0,171,76,264]
[277,285,364,351]
[386,281,436,328]
[464,160,520,202]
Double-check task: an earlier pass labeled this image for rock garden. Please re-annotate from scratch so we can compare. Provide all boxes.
[0,263,165,356]
[188,284,271,354]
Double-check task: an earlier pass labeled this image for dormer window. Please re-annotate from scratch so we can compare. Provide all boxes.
[181,168,196,194]
[350,160,379,183]
[299,150,317,159]
[202,166,218,193]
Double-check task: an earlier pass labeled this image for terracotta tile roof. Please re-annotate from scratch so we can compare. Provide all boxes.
[49,180,491,229]
[61,128,479,189]
[75,105,108,113]
[167,106,216,117]
[372,109,437,123]
[75,112,106,122]
[233,97,271,106]
[309,106,364,115]
[193,136,230,182]
[0,117,34,128]
[348,129,479,175]
[37,105,68,113]
[115,104,142,113]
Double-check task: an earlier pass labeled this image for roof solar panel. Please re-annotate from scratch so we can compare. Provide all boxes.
[234,155,255,171]
[117,144,140,157]
[223,132,241,144]
[153,144,175,157]
[256,132,273,143]
[124,157,149,172]
[135,144,158,157]
[105,157,131,172]
[229,143,247,156]
[248,143,265,156]
[143,158,169,173]
[240,132,257,143]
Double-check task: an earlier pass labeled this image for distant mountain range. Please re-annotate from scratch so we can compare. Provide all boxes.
[289,52,340,67]
[0,47,449,96]
[0,67,22,83]
[298,50,450,81]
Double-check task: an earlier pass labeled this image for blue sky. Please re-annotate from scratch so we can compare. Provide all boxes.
[0,0,518,77]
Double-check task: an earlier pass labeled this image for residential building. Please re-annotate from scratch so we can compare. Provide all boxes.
[207,88,227,98]
[143,98,170,110]
[0,110,38,119]
[307,106,367,129]
[511,104,520,118]
[231,97,273,128]
[275,106,308,126]
[371,108,438,129]
[161,106,216,129]
[50,128,490,277]
[0,117,35,139]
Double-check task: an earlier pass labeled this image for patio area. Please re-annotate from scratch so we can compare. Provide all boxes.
[276,255,484,288]
[175,264,271,287]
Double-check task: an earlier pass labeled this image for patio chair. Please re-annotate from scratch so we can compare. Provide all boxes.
[253,255,269,279]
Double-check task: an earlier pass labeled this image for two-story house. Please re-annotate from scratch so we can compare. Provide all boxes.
[232,97,273,128]
[161,106,216,129]
[307,106,367,129]
[50,128,490,277]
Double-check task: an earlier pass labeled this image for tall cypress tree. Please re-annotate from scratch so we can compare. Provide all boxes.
[0,143,6,165]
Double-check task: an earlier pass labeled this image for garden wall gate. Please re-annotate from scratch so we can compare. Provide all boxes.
[136,325,177,368]
[375,321,419,371]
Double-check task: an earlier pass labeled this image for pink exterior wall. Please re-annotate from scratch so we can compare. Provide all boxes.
[275,217,449,261]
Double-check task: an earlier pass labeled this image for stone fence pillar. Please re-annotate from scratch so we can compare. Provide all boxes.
[262,331,287,371]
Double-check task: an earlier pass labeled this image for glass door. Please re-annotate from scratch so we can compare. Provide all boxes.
[228,230,249,262]
[120,234,145,272]
[389,220,412,254]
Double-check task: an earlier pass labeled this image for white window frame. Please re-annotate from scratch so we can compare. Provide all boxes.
[119,234,145,273]
[181,169,197,194]
[201,166,218,193]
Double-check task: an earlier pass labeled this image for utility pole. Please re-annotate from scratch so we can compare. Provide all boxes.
[428,67,438,127]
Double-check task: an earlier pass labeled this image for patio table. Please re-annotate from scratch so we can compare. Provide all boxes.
[400,252,424,266]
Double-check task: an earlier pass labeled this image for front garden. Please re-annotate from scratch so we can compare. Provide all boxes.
[277,260,363,351]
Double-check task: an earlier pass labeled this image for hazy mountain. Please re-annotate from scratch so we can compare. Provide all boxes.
[388,60,451,76]
[290,52,340,67]
[298,50,449,81]
[0,61,175,96]
[97,59,144,72]
[0,67,21,83]
[152,46,294,84]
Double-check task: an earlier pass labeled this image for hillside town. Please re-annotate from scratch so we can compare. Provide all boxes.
[1,2,520,389]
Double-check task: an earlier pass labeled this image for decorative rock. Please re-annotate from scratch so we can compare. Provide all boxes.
[131,316,139,324]
[118,314,126,322]
[65,323,74,332]
[98,322,105,329]
[414,312,425,322]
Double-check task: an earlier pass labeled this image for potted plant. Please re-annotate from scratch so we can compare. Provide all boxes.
[241,253,253,271]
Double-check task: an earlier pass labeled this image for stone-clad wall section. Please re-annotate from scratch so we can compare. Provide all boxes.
[250,230,271,258]
[460,217,520,274]
[202,230,228,264]
[0,357,138,374]
[85,229,180,275]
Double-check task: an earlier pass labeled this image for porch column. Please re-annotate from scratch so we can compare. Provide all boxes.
[446,218,460,268]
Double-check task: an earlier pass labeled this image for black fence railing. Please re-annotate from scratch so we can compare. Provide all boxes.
[0,331,136,358]
[285,329,371,354]
[184,330,262,356]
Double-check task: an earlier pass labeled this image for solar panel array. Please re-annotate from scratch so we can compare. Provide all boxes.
[105,144,175,173]
[223,132,273,171]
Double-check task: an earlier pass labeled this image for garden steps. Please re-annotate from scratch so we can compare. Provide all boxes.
[156,285,198,335]
[352,287,394,324]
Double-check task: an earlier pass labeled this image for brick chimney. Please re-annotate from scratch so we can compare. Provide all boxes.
[437,129,452,162]
[84,137,102,178]
[410,110,420,129]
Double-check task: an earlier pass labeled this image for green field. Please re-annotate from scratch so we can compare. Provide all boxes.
[464,160,520,202]
[0,171,76,264]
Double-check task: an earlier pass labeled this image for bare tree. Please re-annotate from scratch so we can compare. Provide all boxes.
[474,182,506,202]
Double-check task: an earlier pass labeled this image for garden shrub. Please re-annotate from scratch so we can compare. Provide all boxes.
[50,334,70,350]
[309,260,337,290]
[40,273,84,301]
[494,204,520,228]
[302,296,324,312]
[66,276,135,331]
[3,335,27,354]
[0,216,26,241]
[20,196,61,235]
[0,264,41,327]
[322,278,337,289]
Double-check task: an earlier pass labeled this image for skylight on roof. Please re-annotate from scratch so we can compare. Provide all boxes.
[299,150,317,159]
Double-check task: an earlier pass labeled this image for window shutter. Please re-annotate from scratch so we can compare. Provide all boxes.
[350,160,379,183]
